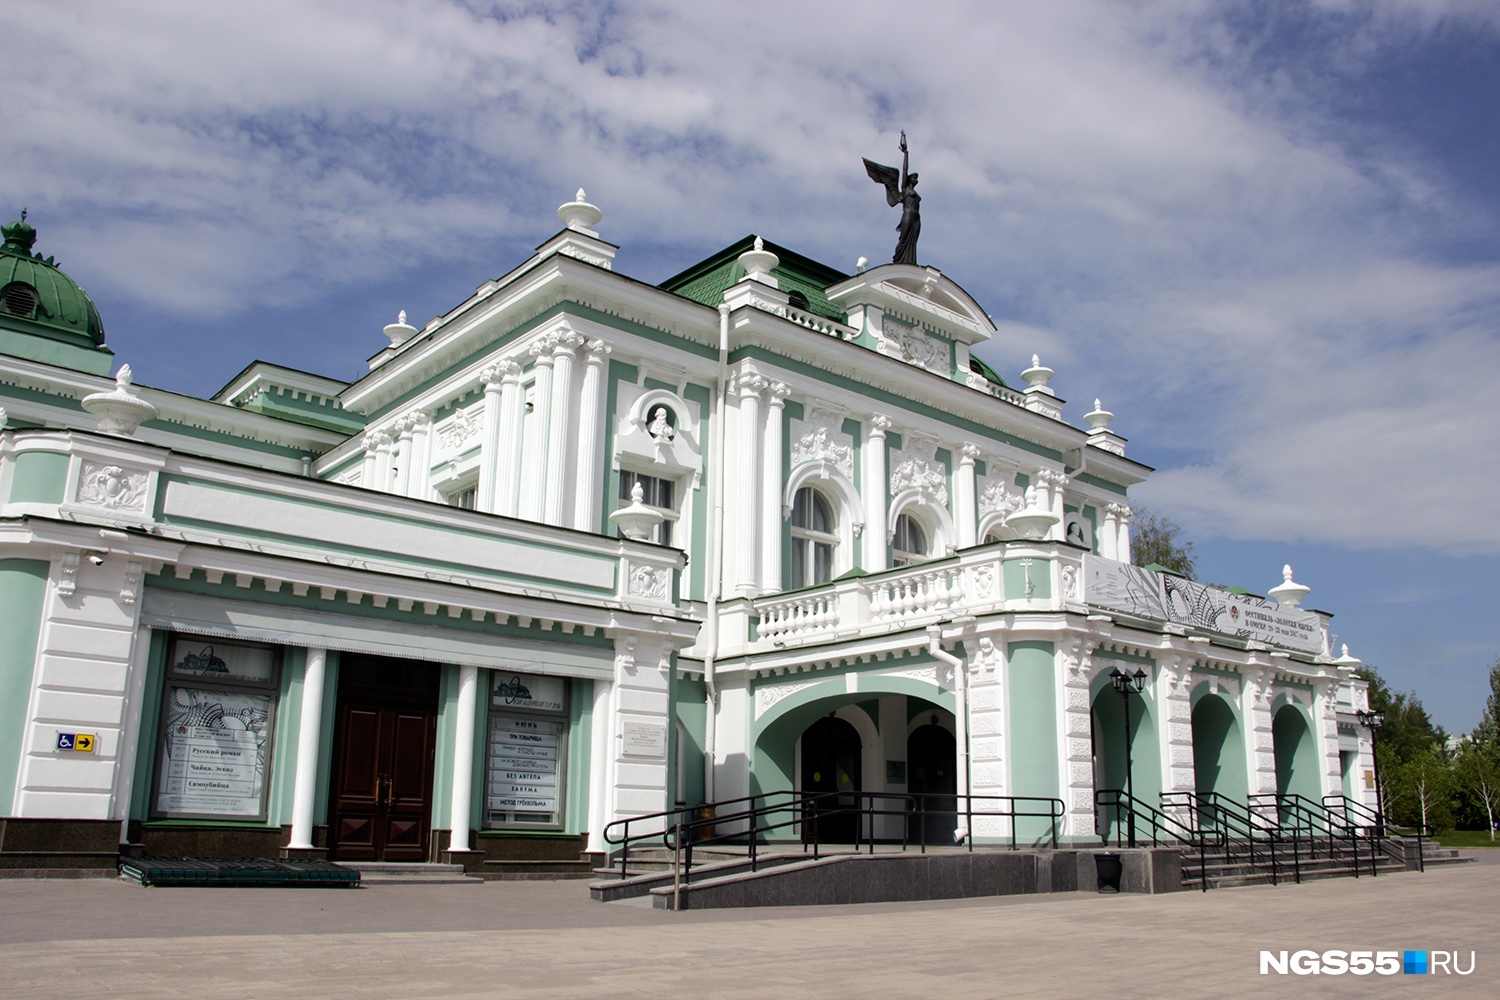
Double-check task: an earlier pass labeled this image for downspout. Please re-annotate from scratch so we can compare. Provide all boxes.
[926,623,970,844]
[701,302,731,801]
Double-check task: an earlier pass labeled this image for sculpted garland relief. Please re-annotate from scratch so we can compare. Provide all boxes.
[889,455,947,506]
[76,462,149,512]
[879,315,945,372]
[627,565,670,602]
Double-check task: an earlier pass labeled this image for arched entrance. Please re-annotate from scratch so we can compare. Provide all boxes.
[1090,677,1160,842]
[1191,693,1247,802]
[907,722,956,845]
[800,715,862,843]
[1273,704,1321,803]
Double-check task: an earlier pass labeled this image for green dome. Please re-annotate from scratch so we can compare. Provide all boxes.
[0,213,105,347]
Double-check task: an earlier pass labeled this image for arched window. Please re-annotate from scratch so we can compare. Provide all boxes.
[790,487,836,587]
[891,512,928,567]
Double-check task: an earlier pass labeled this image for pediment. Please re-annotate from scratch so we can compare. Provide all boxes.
[825,264,996,345]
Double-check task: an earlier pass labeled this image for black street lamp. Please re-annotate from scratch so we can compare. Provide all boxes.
[1110,666,1148,848]
[1356,709,1387,837]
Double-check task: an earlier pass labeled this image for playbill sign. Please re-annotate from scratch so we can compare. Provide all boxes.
[1084,556,1323,654]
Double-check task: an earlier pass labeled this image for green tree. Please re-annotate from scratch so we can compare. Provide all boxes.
[1129,508,1196,579]
[1453,741,1500,841]
[1472,658,1500,749]
[1356,667,1446,761]
[1387,745,1455,832]
[1356,666,1448,827]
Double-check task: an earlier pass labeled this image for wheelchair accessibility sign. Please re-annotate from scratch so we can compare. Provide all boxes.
[56,732,97,753]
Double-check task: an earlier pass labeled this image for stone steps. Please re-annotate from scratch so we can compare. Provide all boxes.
[335,862,482,885]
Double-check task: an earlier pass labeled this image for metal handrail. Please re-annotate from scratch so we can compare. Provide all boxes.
[1096,788,1220,892]
[1253,792,1368,877]
[602,788,1066,882]
[1163,791,1290,885]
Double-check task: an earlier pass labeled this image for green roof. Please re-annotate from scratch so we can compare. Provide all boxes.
[0,214,105,347]
[658,236,850,323]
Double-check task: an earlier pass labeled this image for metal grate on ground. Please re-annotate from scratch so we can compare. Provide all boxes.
[118,857,361,888]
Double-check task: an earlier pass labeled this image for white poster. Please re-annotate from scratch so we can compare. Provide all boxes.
[1083,555,1323,654]
[155,685,272,817]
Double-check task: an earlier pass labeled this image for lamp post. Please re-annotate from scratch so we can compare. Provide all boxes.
[1356,709,1387,837]
[1110,666,1148,848]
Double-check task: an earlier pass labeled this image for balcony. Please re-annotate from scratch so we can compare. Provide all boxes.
[739,544,1331,661]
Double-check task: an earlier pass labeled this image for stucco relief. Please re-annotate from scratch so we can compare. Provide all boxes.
[1067,737,1092,762]
[76,462,149,512]
[789,409,853,481]
[1254,731,1274,751]
[1169,723,1193,744]
[977,476,1023,518]
[627,565,670,601]
[1069,761,1093,785]
[1060,564,1078,600]
[889,456,948,506]
[332,468,362,487]
[1170,746,1195,767]
[754,678,820,719]
[970,737,1004,761]
[437,407,480,451]
[970,563,997,599]
[879,315,945,371]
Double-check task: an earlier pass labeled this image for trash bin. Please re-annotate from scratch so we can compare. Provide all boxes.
[693,804,717,843]
[1094,851,1123,893]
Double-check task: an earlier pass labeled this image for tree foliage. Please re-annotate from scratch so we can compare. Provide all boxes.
[1129,508,1196,579]
[1453,741,1500,841]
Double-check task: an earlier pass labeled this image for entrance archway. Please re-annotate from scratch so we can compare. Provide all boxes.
[907,723,956,845]
[1273,704,1321,803]
[1090,678,1160,842]
[1191,693,1247,803]
[800,715,862,843]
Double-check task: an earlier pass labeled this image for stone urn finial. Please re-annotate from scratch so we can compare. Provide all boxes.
[82,364,159,436]
[384,310,418,346]
[1084,398,1114,432]
[609,480,665,541]
[1268,564,1311,607]
[1021,355,1054,391]
[738,236,780,287]
[557,187,603,235]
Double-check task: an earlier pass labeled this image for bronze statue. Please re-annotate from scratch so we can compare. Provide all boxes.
[863,130,921,265]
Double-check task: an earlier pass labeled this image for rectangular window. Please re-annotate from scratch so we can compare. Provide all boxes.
[485,672,568,829]
[152,637,281,821]
[447,484,478,510]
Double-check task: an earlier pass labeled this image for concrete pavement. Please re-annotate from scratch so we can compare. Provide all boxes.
[1,853,1496,998]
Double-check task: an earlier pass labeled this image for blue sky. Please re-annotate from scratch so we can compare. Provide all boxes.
[3,0,1497,732]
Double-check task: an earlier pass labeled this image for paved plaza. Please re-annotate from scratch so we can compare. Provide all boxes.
[1,853,1496,999]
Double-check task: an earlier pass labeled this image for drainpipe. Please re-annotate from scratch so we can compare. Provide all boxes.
[701,302,731,801]
[926,623,970,844]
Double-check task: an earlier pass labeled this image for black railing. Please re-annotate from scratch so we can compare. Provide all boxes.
[1254,792,1370,877]
[601,789,1065,882]
[1162,791,1291,885]
[1095,788,1219,892]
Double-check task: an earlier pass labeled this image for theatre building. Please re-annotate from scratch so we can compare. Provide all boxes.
[0,197,1377,875]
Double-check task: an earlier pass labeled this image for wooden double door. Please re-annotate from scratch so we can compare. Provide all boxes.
[327,656,439,862]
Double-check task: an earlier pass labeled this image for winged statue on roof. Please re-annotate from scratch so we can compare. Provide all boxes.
[863,130,921,265]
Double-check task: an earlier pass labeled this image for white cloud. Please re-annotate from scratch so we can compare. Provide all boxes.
[2,0,1498,554]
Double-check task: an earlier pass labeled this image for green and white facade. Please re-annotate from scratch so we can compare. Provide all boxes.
[0,197,1377,870]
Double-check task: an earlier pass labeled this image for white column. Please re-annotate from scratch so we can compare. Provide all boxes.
[1115,504,1134,563]
[287,646,328,851]
[573,339,612,532]
[521,340,556,522]
[545,330,584,526]
[495,361,525,516]
[405,411,432,500]
[863,414,891,571]
[360,431,382,491]
[373,429,396,494]
[586,677,614,855]
[448,663,480,853]
[760,381,789,591]
[1100,504,1122,560]
[113,625,155,840]
[477,366,506,512]
[734,374,766,596]
[392,416,414,496]
[956,442,979,549]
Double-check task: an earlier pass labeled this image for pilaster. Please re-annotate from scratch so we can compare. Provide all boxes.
[863,414,891,572]
[955,442,979,549]
[760,382,789,591]
[1057,634,1097,839]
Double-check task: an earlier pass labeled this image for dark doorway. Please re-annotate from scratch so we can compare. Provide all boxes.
[327,655,439,862]
[907,723,957,845]
[800,715,862,844]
